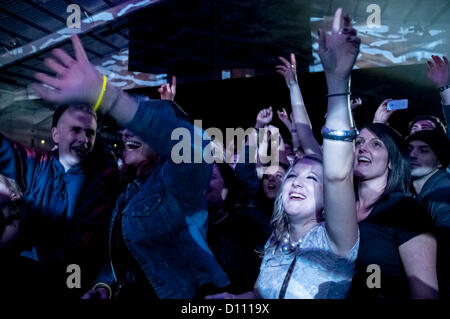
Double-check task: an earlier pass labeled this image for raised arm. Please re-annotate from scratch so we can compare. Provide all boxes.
[373,98,397,124]
[32,35,209,206]
[253,107,276,169]
[277,108,302,153]
[158,75,177,101]
[399,232,439,299]
[276,53,322,157]
[427,55,450,138]
[318,8,359,255]
[32,35,138,127]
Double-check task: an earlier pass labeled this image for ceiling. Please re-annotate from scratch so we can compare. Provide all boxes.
[0,0,449,150]
[0,0,163,149]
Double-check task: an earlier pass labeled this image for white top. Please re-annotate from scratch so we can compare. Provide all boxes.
[256,222,359,299]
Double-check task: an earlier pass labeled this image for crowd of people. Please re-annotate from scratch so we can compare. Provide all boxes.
[0,8,449,299]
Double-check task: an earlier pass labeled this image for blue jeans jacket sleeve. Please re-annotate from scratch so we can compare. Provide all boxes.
[125,100,212,210]
[0,133,38,190]
[122,100,230,296]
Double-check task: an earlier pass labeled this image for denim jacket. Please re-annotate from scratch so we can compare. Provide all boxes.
[0,132,119,290]
[96,100,229,298]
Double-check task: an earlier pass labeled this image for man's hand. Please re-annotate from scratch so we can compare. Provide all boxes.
[373,98,397,124]
[427,55,449,88]
[318,8,361,80]
[276,53,298,88]
[158,75,177,101]
[31,34,103,106]
[255,106,273,129]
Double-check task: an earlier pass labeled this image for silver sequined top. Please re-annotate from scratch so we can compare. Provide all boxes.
[256,222,359,299]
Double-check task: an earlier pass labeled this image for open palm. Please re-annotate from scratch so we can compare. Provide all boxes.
[318,9,361,79]
[32,34,103,106]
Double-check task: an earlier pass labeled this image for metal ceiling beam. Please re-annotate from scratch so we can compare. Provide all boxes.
[1,70,35,82]
[23,0,121,52]
[0,0,159,69]
[5,63,47,77]
[13,63,47,75]
[85,47,166,90]
[0,25,32,43]
[62,0,130,40]
[0,75,26,87]
[0,7,50,35]
[0,6,103,59]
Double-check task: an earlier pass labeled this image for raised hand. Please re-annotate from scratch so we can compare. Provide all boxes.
[427,55,449,88]
[31,34,103,105]
[276,53,298,88]
[158,75,177,101]
[351,97,362,110]
[318,8,361,80]
[277,108,292,130]
[373,98,396,124]
[255,106,273,129]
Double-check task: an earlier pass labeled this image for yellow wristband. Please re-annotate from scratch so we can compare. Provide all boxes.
[93,75,107,112]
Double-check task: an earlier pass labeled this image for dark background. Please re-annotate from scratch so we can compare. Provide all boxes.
[128,63,443,144]
[127,0,445,143]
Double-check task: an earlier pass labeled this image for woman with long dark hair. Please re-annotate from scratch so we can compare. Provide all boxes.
[349,123,439,298]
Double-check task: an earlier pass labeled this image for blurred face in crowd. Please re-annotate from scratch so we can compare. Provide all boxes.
[263,165,287,199]
[409,119,436,135]
[52,109,97,171]
[0,196,19,249]
[0,181,20,249]
[281,158,324,223]
[408,140,442,179]
[206,164,228,212]
[121,129,159,172]
[0,175,21,202]
[354,128,390,184]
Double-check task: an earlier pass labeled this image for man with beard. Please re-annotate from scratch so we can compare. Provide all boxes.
[407,129,450,298]
[0,103,119,298]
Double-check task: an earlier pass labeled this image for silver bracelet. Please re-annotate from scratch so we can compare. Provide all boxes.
[321,126,359,142]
